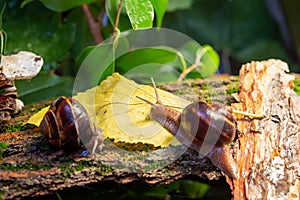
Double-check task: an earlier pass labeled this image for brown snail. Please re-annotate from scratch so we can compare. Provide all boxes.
[39,96,104,154]
[137,79,263,179]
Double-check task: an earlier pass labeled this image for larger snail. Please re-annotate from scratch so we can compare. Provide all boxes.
[137,79,263,179]
[39,96,103,154]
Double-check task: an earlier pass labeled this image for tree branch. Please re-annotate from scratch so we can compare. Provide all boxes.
[81,4,104,44]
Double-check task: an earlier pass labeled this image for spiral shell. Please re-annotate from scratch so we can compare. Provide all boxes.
[40,96,103,153]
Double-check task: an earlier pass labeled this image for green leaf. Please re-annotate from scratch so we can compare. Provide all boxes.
[144,181,181,198]
[105,0,120,26]
[199,44,220,78]
[124,0,154,30]
[15,73,74,104]
[180,180,209,198]
[38,0,98,12]
[20,0,35,8]
[179,42,219,78]
[105,0,132,31]
[74,43,115,93]
[115,47,182,82]
[150,0,168,27]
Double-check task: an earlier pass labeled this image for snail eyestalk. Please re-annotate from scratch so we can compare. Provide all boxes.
[150,77,162,104]
[232,110,264,119]
[136,96,154,105]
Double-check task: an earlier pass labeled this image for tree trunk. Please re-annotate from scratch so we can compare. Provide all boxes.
[230,59,300,199]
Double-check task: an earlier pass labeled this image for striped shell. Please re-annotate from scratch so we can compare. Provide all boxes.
[39,96,103,153]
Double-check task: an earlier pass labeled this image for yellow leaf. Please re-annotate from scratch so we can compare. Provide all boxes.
[24,106,50,126]
[74,73,191,147]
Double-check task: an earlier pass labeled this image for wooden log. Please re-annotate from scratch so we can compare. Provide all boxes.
[231,59,300,199]
[0,76,239,200]
[1,60,299,199]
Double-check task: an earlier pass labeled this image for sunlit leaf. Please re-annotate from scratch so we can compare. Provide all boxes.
[26,73,190,146]
[124,0,154,30]
[150,0,168,27]
[74,73,191,147]
[179,42,219,79]
[25,106,50,126]
[199,44,219,78]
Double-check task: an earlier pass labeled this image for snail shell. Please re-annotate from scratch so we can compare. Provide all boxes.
[39,96,103,154]
[137,79,239,179]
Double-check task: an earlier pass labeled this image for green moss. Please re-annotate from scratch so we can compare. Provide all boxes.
[0,142,9,159]
[143,160,169,172]
[128,153,147,161]
[0,190,5,200]
[2,122,36,133]
[59,160,112,177]
[0,142,8,149]
[226,83,239,95]
[0,161,51,171]
[99,164,113,174]
[113,140,158,152]
[294,78,300,95]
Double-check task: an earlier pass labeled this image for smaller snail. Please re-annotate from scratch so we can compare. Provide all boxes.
[137,78,263,179]
[40,96,103,154]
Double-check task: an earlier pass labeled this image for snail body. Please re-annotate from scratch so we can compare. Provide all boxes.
[137,79,239,179]
[40,96,103,154]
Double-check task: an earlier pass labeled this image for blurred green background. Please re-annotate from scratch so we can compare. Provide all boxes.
[1,0,300,199]
[2,0,300,103]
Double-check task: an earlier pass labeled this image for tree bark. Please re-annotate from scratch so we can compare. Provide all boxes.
[230,59,300,199]
[0,75,239,200]
[0,59,299,199]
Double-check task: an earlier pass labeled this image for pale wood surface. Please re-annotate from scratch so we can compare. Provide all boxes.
[231,59,300,199]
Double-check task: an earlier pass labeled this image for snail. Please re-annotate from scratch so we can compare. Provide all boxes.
[39,96,104,154]
[137,78,263,179]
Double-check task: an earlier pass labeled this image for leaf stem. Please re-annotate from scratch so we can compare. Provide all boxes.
[110,0,123,42]
[114,0,123,32]
[177,48,206,82]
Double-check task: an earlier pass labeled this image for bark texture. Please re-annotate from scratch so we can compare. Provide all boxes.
[231,59,300,199]
[1,60,299,199]
[0,75,239,200]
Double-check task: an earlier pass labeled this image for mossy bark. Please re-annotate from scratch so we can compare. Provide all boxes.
[1,61,299,200]
[0,75,239,199]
